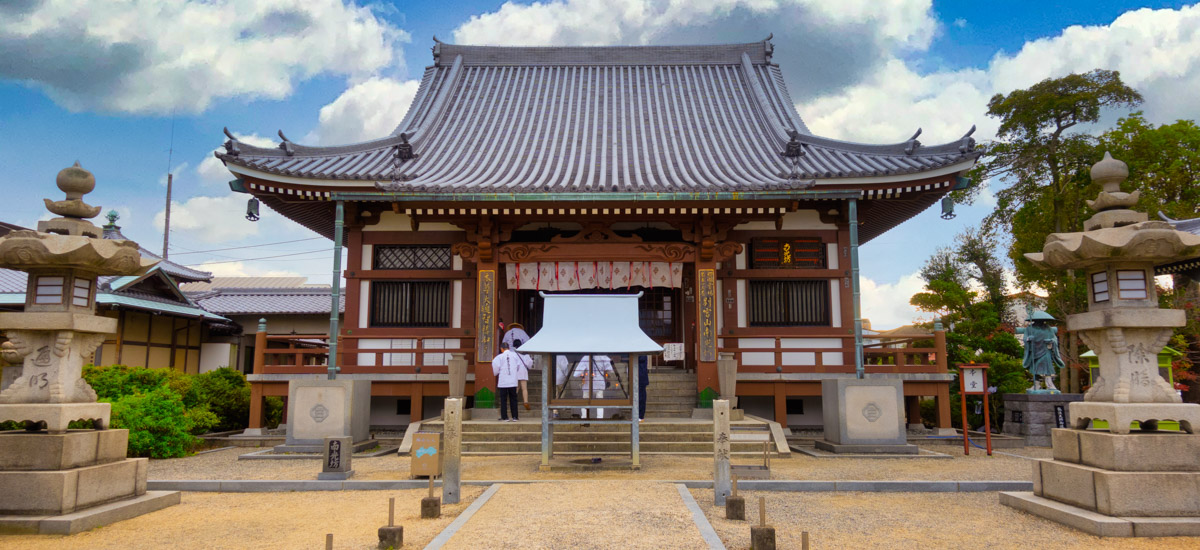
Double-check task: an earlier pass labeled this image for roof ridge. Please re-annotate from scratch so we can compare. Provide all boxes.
[431,38,774,67]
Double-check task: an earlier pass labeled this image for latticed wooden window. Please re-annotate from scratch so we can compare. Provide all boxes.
[748,280,829,326]
[374,245,452,270]
[370,281,451,327]
[751,238,826,269]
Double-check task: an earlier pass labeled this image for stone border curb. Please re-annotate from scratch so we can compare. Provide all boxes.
[676,483,726,549]
[146,479,1033,493]
[423,483,501,550]
[236,446,398,461]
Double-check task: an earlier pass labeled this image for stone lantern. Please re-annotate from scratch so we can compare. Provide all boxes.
[1002,153,1200,537]
[1025,152,1200,430]
[0,164,177,534]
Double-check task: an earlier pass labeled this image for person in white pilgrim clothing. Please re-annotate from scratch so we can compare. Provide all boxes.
[513,339,533,410]
[491,341,524,422]
[577,355,614,419]
[501,323,530,351]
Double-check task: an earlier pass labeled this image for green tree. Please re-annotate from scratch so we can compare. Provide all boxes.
[971,70,1143,392]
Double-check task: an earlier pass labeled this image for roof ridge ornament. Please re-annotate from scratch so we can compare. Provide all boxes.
[222,127,240,156]
[958,125,977,153]
[277,130,294,156]
[763,33,774,61]
[779,130,813,189]
[904,128,922,155]
[375,134,419,192]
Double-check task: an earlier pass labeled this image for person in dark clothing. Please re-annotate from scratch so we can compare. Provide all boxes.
[638,355,650,422]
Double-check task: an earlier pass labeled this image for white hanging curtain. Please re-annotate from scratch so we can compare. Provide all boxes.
[505,261,684,290]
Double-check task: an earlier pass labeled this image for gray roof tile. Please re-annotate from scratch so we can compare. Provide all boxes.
[193,288,344,315]
[217,40,978,191]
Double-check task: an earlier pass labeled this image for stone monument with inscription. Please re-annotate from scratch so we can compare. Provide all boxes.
[1001,153,1200,536]
[0,163,179,534]
[816,378,917,454]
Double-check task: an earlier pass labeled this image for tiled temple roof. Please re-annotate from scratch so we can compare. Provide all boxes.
[217,39,978,192]
[101,219,211,283]
[191,287,343,316]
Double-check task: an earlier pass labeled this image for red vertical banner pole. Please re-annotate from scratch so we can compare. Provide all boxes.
[959,367,969,456]
[983,369,993,456]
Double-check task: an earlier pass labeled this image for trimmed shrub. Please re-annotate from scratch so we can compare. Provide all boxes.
[110,387,200,458]
[190,368,251,432]
[264,396,284,429]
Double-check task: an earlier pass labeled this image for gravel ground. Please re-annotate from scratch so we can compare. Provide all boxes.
[4,487,485,550]
[148,445,1051,481]
[689,489,1200,550]
[443,481,707,549]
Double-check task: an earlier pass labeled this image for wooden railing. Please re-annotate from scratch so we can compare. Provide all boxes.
[256,332,476,375]
[717,330,947,374]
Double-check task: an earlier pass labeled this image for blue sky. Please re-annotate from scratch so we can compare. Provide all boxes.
[2,1,1198,327]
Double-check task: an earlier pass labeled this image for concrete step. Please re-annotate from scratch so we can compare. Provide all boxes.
[461,431,721,443]
[461,441,781,454]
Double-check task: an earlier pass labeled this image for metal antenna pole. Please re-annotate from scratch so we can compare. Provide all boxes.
[162,173,172,259]
[850,198,864,379]
[327,200,344,380]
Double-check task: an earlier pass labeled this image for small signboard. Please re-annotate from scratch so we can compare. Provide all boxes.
[960,366,987,395]
[412,432,442,477]
[1053,405,1068,429]
[663,343,685,362]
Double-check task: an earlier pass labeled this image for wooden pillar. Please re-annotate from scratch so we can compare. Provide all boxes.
[115,309,125,364]
[253,319,267,374]
[411,383,425,422]
[905,395,922,427]
[248,383,265,429]
[773,382,787,429]
[935,383,952,430]
[695,260,718,394]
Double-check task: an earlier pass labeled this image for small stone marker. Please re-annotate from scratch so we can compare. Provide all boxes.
[421,477,441,519]
[750,496,776,550]
[326,533,333,549]
[443,398,462,505]
[713,399,731,506]
[319,436,354,480]
[377,497,403,549]
[726,475,745,520]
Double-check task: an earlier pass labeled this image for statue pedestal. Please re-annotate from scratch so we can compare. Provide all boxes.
[1002,427,1200,537]
[1002,393,1083,447]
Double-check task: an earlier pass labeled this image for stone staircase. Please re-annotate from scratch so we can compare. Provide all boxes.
[519,367,695,418]
[418,417,783,457]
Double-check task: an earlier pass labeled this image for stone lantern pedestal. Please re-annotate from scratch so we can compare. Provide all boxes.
[1001,153,1200,536]
[0,164,179,534]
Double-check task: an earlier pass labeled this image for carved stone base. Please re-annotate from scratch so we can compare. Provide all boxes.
[1070,402,1200,434]
[0,402,110,433]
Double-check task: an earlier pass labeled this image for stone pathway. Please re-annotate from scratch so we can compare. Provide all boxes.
[440,481,714,549]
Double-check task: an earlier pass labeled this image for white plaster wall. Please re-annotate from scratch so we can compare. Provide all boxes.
[364,212,464,232]
[735,249,747,328]
[731,210,836,231]
[362,244,373,269]
[199,343,235,373]
[827,243,838,269]
[452,255,463,329]
[830,279,842,328]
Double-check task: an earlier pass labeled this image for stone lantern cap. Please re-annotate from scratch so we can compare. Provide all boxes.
[1025,152,1200,270]
[0,163,155,277]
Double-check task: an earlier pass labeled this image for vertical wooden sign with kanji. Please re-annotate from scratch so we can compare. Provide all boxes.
[476,270,495,362]
[698,269,717,362]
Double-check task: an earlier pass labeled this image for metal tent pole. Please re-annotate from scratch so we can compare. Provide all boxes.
[327,200,344,380]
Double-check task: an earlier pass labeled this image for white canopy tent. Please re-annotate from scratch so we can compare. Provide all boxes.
[518,292,663,469]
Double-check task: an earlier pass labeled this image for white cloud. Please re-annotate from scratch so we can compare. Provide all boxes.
[194,261,305,279]
[308,77,421,145]
[452,0,937,50]
[0,0,408,114]
[805,5,1200,144]
[158,162,189,186]
[861,271,931,330]
[953,18,967,29]
[154,194,269,243]
[196,133,276,186]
